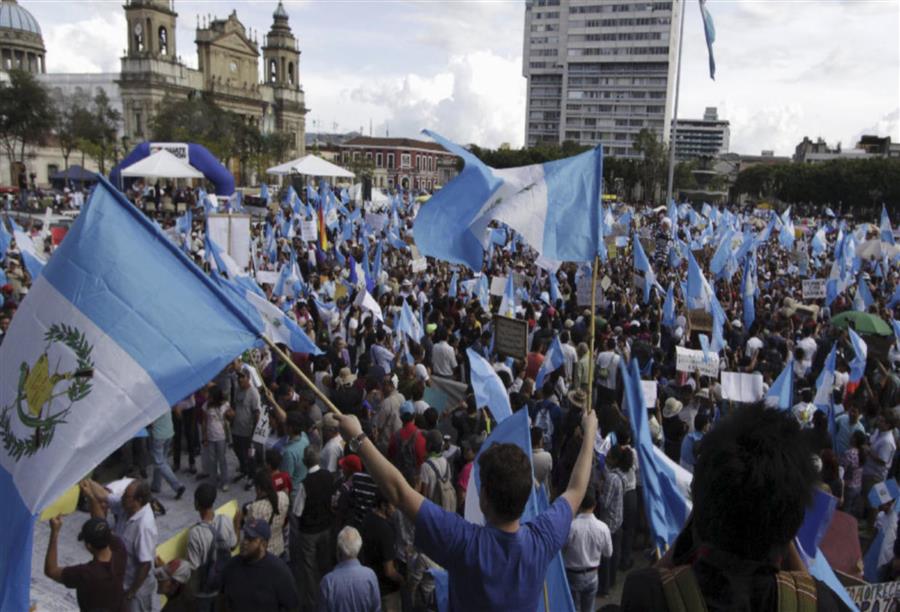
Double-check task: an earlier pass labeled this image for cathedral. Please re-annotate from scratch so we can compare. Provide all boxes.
[0,0,308,186]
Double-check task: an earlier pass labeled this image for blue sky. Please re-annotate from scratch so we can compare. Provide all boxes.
[25,0,900,154]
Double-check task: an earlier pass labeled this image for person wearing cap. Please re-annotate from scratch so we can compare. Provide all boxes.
[154,558,194,611]
[334,400,598,612]
[662,397,688,463]
[44,515,127,612]
[221,518,299,611]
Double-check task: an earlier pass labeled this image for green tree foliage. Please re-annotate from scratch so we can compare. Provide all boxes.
[732,159,900,209]
[75,89,122,174]
[0,69,55,166]
[151,95,236,162]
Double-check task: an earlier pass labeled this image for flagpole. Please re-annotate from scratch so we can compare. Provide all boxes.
[665,0,687,205]
[585,255,600,412]
[260,335,344,416]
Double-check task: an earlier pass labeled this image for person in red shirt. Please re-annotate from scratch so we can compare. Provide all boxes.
[525,340,546,381]
[266,449,293,496]
[387,401,426,481]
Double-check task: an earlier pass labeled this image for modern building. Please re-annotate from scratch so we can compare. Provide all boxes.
[338,136,457,191]
[671,106,729,161]
[522,0,683,157]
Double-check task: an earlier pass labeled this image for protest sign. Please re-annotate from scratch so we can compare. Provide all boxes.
[411,257,427,273]
[846,581,900,611]
[720,372,765,403]
[600,276,612,291]
[300,219,318,242]
[688,309,713,334]
[207,213,251,271]
[675,346,719,378]
[493,315,528,361]
[641,380,658,409]
[490,276,507,296]
[802,279,826,299]
[252,410,271,445]
[256,270,279,285]
[576,277,603,306]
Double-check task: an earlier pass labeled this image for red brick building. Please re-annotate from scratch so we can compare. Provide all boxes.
[338,136,458,192]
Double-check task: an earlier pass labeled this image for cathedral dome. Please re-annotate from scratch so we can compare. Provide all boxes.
[0,0,41,36]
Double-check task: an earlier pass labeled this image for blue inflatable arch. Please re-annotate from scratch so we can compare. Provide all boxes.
[110,142,235,196]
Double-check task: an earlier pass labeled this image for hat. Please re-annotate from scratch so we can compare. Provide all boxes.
[564,319,574,329]
[731,319,743,329]
[425,323,437,334]
[242,518,271,541]
[663,397,683,418]
[339,454,363,474]
[161,559,191,585]
[567,389,588,409]
[400,400,415,416]
[78,518,112,549]
[336,367,357,387]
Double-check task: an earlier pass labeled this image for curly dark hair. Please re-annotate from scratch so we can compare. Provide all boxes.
[478,443,533,523]
[692,404,815,561]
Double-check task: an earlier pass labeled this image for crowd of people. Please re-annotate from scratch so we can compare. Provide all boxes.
[3,178,900,612]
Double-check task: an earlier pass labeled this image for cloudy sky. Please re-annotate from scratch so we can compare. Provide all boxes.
[26,0,900,154]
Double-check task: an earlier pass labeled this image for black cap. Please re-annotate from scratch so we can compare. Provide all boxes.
[78,518,112,549]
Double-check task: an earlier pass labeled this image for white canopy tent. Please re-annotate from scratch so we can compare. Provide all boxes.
[120,149,205,179]
[265,154,355,178]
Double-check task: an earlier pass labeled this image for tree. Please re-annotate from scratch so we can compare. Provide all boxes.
[0,69,55,170]
[633,128,667,203]
[151,95,236,162]
[51,90,92,172]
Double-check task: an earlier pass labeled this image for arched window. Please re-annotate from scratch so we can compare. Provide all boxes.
[158,27,168,55]
[269,59,278,83]
[288,62,294,85]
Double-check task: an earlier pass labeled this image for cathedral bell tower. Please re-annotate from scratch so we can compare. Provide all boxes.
[261,2,300,89]
[123,0,177,60]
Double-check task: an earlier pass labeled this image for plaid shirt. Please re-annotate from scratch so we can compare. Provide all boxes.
[598,467,625,533]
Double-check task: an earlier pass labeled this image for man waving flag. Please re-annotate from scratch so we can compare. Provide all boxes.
[0,177,265,610]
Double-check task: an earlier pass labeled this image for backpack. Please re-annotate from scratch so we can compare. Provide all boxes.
[425,458,457,512]
[197,520,232,594]
[533,402,554,450]
[655,565,817,612]
[395,431,420,483]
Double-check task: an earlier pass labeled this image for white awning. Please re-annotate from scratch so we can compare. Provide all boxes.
[121,150,205,179]
[266,154,355,178]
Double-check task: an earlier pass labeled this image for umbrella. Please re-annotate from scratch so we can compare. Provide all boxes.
[121,150,205,179]
[856,239,900,260]
[830,311,893,336]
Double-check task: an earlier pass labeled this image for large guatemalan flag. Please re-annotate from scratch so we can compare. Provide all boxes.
[0,178,265,609]
[413,130,604,270]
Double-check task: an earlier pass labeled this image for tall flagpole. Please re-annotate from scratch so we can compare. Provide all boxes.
[665,0,687,205]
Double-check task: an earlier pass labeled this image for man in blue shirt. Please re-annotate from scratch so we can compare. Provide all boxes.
[319,526,380,612]
[336,406,597,611]
[679,412,711,474]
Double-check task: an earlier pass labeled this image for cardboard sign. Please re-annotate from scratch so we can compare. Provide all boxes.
[641,380,658,409]
[675,346,719,378]
[252,410,271,445]
[207,213,252,271]
[411,257,427,273]
[720,372,765,403]
[493,315,528,361]
[300,220,318,242]
[256,270,279,285]
[846,581,900,611]
[688,309,713,334]
[802,279,826,300]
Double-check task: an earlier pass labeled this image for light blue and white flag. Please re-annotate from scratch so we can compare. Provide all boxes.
[811,226,827,258]
[813,344,838,433]
[535,336,566,389]
[848,328,867,385]
[767,359,794,410]
[0,178,264,610]
[742,248,757,330]
[700,0,716,81]
[467,348,512,424]
[881,204,895,245]
[397,300,424,343]
[686,251,714,311]
[662,282,676,329]
[854,277,874,312]
[778,207,795,250]
[549,270,560,305]
[448,271,458,299]
[477,274,491,312]
[633,232,660,304]
[414,131,604,269]
[273,252,305,299]
[260,183,271,205]
[10,219,46,279]
[622,358,692,551]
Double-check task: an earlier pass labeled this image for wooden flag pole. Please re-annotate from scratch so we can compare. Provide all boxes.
[585,255,600,412]
[260,335,343,416]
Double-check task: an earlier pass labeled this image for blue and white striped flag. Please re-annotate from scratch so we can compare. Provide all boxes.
[699,0,716,79]
[10,218,46,279]
[0,178,264,610]
[535,336,566,389]
[467,348,512,424]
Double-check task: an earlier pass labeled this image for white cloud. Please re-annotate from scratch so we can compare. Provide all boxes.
[44,13,126,74]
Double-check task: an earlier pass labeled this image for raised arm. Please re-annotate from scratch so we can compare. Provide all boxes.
[336,414,424,520]
[561,409,598,516]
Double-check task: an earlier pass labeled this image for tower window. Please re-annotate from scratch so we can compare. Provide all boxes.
[158,27,168,55]
[288,62,295,85]
[269,59,278,83]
